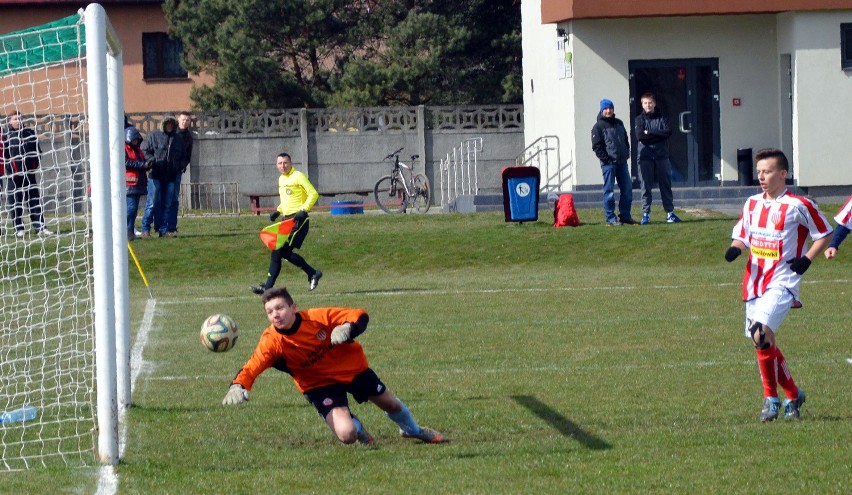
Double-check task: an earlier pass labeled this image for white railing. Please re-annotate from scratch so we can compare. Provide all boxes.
[178,182,241,216]
[515,135,572,192]
[439,137,484,208]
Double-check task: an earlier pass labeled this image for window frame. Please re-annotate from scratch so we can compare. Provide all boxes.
[142,32,188,80]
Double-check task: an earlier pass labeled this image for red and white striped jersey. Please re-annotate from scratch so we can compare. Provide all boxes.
[833,194,852,229]
[731,190,832,301]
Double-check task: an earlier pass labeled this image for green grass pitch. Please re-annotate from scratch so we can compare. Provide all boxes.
[6,207,851,494]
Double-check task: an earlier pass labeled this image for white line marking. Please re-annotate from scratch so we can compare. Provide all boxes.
[159,278,852,304]
[97,297,157,495]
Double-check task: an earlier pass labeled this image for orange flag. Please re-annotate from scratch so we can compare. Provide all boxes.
[259,218,296,250]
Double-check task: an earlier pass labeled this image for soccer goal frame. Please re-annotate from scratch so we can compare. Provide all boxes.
[0,3,129,468]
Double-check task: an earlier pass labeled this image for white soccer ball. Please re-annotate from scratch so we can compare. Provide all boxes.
[200,314,239,352]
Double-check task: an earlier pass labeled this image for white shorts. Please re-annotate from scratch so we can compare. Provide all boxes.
[744,288,793,339]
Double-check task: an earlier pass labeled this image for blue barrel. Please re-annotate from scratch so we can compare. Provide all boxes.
[330,201,364,215]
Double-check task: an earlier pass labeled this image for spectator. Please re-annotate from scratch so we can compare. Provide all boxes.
[124,126,151,241]
[167,111,194,235]
[251,152,323,294]
[2,111,52,238]
[591,99,637,226]
[634,92,681,224]
[140,114,188,238]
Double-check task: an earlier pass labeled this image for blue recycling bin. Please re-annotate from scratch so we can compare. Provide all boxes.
[501,166,540,223]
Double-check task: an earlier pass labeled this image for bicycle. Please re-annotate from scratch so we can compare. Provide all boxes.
[373,148,431,214]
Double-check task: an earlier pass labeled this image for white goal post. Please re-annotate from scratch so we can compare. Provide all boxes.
[0,3,129,469]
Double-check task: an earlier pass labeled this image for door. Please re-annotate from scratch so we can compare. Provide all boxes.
[629,59,720,186]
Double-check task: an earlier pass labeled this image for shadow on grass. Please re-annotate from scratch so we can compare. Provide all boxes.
[511,395,611,450]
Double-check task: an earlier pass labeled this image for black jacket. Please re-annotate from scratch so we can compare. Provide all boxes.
[142,117,189,182]
[2,124,41,175]
[635,109,672,160]
[591,112,630,164]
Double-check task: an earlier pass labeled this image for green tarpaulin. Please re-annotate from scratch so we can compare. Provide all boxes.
[0,13,84,77]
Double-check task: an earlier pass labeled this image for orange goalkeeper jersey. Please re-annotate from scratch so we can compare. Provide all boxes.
[232,307,369,393]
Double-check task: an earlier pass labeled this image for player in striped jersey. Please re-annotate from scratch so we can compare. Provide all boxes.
[824,194,852,259]
[725,148,833,422]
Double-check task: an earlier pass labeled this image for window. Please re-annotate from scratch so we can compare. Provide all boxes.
[142,32,187,79]
[842,23,852,70]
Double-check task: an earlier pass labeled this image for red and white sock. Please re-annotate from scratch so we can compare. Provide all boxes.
[774,346,799,400]
[756,347,778,398]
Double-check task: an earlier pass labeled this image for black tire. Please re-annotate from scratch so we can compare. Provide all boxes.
[411,174,431,214]
[374,175,407,214]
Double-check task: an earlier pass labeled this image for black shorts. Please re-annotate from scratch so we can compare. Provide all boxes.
[283,216,309,250]
[303,368,387,418]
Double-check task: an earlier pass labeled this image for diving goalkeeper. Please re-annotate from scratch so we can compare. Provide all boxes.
[223,287,449,445]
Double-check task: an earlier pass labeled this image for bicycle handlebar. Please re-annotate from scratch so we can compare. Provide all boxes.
[384,147,404,160]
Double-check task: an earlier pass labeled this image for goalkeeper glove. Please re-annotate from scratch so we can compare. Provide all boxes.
[330,323,354,345]
[787,256,812,275]
[724,246,742,262]
[294,210,308,223]
[222,384,249,405]
[269,210,281,222]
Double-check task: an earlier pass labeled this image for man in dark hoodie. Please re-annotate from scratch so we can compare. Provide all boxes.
[591,99,637,226]
[3,111,52,238]
[140,114,188,238]
[635,92,681,224]
[167,111,194,235]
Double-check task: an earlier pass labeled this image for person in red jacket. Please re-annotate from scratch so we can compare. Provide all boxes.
[223,287,448,446]
[124,126,152,240]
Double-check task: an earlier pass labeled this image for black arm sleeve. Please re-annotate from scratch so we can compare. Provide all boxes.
[830,224,850,250]
[348,313,369,340]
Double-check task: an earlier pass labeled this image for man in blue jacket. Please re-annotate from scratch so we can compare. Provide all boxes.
[591,99,637,226]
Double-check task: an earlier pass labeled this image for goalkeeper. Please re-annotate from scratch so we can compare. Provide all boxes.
[251,152,322,294]
[223,287,448,445]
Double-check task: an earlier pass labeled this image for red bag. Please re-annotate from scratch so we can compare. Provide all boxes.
[553,194,579,227]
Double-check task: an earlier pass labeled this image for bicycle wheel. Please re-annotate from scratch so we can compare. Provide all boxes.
[374,175,407,214]
[411,174,431,214]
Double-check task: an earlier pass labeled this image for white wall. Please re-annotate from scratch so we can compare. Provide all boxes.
[780,11,852,186]
[571,15,780,187]
[523,9,852,189]
[521,0,577,188]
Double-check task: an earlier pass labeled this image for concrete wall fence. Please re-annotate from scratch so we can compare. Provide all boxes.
[127,105,525,211]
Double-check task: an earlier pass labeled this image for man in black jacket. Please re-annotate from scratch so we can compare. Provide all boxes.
[635,92,681,224]
[591,99,637,226]
[3,111,52,238]
[140,114,188,238]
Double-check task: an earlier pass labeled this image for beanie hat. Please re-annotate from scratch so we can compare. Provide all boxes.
[125,126,142,144]
[600,99,614,111]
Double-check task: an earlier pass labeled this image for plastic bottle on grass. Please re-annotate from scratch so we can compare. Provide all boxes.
[0,405,38,425]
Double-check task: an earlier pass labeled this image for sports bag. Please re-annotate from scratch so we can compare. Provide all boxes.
[553,194,580,228]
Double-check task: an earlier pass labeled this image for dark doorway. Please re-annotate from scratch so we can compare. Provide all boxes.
[629,59,721,186]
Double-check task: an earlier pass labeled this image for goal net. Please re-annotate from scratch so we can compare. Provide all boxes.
[0,4,127,470]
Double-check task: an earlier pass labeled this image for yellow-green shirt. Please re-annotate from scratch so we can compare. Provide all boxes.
[276,167,319,215]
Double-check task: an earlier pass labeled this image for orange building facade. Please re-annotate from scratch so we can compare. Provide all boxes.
[0,0,211,113]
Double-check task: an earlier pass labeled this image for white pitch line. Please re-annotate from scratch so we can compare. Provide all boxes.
[161,278,852,304]
[847,358,852,365]
[97,297,158,495]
